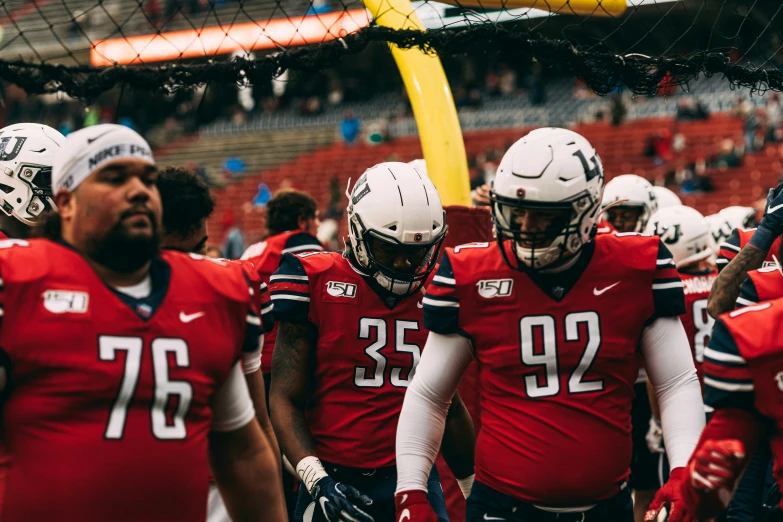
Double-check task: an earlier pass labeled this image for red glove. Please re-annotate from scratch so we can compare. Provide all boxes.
[680,440,746,520]
[395,490,438,522]
[644,468,697,522]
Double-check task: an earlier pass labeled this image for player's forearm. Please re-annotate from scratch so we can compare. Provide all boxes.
[396,332,473,494]
[708,245,768,318]
[269,393,318,467]
[642,317,706,468]
[245,370,282,471]
[209,421,287,522]
[440,393,475,480]
[269,321,319,466]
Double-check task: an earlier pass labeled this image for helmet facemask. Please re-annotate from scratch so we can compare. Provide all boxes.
[0,163,55,226]
[348,210,446,297]
[492,190,598,271]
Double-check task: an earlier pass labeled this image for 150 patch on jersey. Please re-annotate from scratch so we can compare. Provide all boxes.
[327,281,357,298]
[43,290,89,314]
[477,279,513,298]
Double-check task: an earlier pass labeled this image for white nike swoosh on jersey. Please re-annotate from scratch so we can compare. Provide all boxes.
[769,203,783,214]
[593,281,621,296]
[399,509,411,522]
[179,311,205,323]
[483,515,505,521]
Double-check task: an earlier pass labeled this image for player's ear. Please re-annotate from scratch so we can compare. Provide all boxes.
[54,190,75,221]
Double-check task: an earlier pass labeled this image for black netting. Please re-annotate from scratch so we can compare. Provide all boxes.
[1,0,783,99]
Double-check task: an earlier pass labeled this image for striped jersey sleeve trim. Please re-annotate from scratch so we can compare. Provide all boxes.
[246,314,261,326]
[433,275,456,286]
[720,242,741,253]
[270,274,308,282]
[704,347,747,365]
[261,302,273,315]
[656,258,675,267]
[703,376,754,392]
[422,296,459,308]
[652,281,684,290]
[716,258,729,265]
[282,244,324,254]
[735,296,757,307]
[729,302,772,318]
[271,294,311,302]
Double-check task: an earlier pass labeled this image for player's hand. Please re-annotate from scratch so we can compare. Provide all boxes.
[471,184,491,207]
[395,489,438,522]
[644,468,697,522]
[759,184,783,234]
[646,416,665,454]
[310,476,374,522]
[680,440,745,520]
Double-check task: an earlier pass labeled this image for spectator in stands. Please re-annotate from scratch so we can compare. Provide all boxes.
[675,96,709,121]
[221,210,245,260]
[340,110,361,145]
[713,138,743,169]
[610,94,626,126]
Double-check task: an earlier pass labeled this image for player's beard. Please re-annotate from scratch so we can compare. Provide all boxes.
[87,213,160,273]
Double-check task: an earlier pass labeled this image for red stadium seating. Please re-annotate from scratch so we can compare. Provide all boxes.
[207,114,758,243]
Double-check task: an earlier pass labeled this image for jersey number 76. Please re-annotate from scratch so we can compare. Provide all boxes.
[100,336,193,441]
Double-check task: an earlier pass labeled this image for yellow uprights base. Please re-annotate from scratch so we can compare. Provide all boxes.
[363,0,471,207]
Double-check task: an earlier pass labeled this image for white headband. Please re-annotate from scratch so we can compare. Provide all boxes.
[52,124,155,193]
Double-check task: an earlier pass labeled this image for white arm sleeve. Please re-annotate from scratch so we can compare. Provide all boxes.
[395,332,473,494]
[211,361,256,432]
[242,334,263,375]
[641,316,706,470]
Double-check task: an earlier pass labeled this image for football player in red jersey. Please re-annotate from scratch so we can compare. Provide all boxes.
[241,189,322,382]
[269,162,476,522]
[0,123,65,239]
[394,128,705,522]
[677,300,783,521]
[242,189,323,520]
[155,165,281,522]
[0,122,65,513]
[707,185,783,319]
[601,174,658,234]
[602,173,667,521]
[647,206,717,381]
[0,124,286,522]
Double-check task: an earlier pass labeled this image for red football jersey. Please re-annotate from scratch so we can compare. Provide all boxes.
[242,231,322,373]
[703,299,783,505]
[270,251,428,468]
[595,219,616,235]
[736,266,783,308]
[717,228,781,272]
[679,269,717,381]
[0,239,261,522]
[423,234,686,505]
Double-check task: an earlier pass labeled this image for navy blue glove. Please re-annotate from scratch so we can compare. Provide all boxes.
[750,185,783,251]
[311,476,374,522]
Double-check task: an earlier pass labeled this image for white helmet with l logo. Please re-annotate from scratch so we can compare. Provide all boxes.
[490,127,604,270]
[647,206,712,268]
[0,123,65,225]
[347,162,447,296]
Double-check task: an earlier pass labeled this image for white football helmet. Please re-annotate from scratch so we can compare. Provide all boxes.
[408,159,428,177]
[706,206,758,250]
[601,174,658,232]
[490,127,604,270]
[0,123,65,225]
[347,162,446,296]
[652,186,682,209]
[647,206,712,268]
